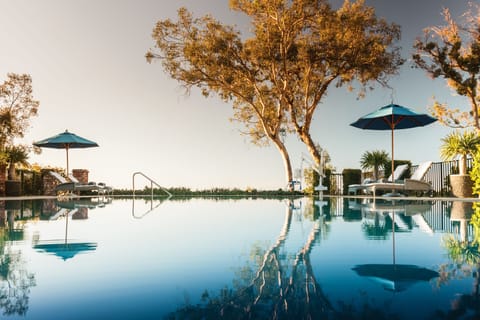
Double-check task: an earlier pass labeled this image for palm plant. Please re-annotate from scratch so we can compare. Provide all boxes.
[440,130,480,175]
[4,145,30,180]
[360,150,390,181]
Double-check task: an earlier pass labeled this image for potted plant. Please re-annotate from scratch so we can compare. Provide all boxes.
[4,145,30,196]
[440,130,480,197]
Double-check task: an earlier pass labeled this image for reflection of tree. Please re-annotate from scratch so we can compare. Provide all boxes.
[434,202,480,319]
[362,212,390,240]
[0,247,36,316]
[0,201,36,316]
[167,199,397,319]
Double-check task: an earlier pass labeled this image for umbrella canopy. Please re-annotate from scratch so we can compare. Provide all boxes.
[33,130,98,175]
[351,104,436,186]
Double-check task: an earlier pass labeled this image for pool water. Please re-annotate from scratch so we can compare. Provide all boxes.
[0,197,478,319]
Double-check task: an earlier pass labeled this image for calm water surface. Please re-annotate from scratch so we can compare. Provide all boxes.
[0,197,478,319]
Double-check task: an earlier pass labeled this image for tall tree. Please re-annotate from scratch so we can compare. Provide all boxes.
[146,0,403,185]
[0,74,39,152]
[229,0,403,166]
[413,5,480,132]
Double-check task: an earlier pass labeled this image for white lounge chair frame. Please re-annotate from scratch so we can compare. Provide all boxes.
[365,161,433,198]
[348,164,409,195]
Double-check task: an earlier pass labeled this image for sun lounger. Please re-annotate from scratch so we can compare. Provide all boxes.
[365,161,433,197]
[69,174,112,195]
[348,164,409,195]
[50,171,100,194]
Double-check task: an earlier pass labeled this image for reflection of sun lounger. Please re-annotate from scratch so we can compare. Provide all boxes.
[411,214,434,235]
[387,212,409,230]
[49,208,78,220]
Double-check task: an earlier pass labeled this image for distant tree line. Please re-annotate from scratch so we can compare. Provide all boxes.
[114,186,304,198]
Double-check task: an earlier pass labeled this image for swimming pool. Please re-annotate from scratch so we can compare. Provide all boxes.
[0,196,478,319]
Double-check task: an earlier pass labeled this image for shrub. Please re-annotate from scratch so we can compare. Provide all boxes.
[342,169,361,195]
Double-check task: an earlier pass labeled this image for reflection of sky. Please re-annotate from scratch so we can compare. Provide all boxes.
[3,198,478,319]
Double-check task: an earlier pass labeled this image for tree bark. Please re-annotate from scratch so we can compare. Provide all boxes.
[460,155,467,175]
[299,131,321,166]
[7,164,16,181]
[272,137,294,190]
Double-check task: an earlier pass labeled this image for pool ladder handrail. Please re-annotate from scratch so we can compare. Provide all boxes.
[132,171,172,198]
[132,172,172,219]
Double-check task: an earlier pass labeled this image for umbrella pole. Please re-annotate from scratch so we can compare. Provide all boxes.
[391,125,394,183]
[392,210,396,265]
[65,145,69,176]
[65,214,69,245]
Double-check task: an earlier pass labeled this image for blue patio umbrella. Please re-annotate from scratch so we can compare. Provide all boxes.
[33,130,98,175]
[350,104,437,184]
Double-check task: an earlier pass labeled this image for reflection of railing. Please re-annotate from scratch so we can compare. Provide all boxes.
[132,198,168,219]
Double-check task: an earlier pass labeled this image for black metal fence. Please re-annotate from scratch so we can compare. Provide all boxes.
[329,159,473,196]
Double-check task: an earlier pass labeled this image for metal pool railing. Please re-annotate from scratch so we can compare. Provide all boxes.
[132,171,172,198]
[131,172,172,219]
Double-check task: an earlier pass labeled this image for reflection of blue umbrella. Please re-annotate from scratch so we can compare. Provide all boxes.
[352,264,439,292]
[353,199,439,292]
[33,130,98,175]
[34,241,97,261]
[350,104,436,184]
[33,211,97,261]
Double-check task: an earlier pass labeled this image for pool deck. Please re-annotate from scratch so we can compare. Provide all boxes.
[1,194,479,202]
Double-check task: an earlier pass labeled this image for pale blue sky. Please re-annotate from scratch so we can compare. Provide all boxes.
[0,0,473,190]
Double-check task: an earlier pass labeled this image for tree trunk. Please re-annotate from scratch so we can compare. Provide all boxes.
[272,137,293,191]
[7,163,16,181]
[373,167,379,181]
[460,155,467,175]
[299,131,321,166]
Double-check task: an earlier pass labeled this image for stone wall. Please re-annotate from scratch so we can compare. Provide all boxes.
[41,169,90,195]
[42,171,59,196]
[72,169,89,184]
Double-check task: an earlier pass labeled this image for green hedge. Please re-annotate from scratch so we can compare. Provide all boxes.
[342,169,362,195]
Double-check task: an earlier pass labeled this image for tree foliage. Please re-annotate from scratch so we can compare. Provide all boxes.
[440,130,480,175]
[360,150,389,180]
[0,74,39,152]
[4,145,30,180]
[413,4,480,131]
[147,0,403,186]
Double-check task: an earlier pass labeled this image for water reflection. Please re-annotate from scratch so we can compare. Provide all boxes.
[436,201,480,318]
[0,201,36,316]
[0,197,478,319]
[351,199,434,239]
[353,199,439,292]
[165,198,480,319]
[33,198,111,261]
[166,198,335,319]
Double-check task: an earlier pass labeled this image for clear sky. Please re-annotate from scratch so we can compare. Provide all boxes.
[0,0,473,190]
